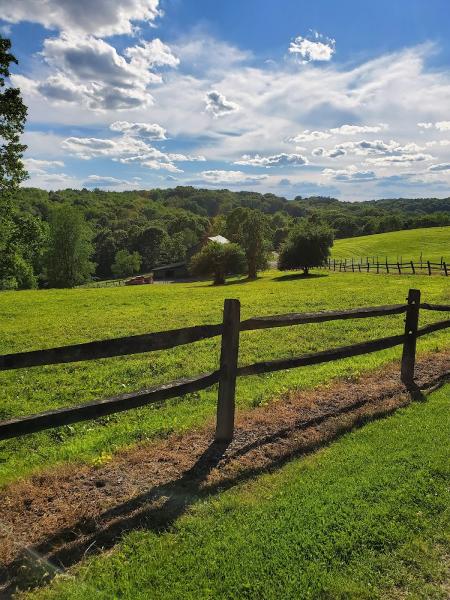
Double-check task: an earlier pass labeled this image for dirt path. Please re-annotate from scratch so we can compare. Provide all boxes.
[1,352,449,595]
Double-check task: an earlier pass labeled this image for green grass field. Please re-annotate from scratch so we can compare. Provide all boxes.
[332,226,450,262]
[0,270,448,487]
[29,383,450,599]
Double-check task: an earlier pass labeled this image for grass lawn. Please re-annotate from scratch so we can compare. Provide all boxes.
[332,226,450,262]
[28,383,450,600]
[0,270,448,487]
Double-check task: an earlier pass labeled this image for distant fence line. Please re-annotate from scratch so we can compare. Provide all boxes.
[0,289,449,444]
[326,257,448,276]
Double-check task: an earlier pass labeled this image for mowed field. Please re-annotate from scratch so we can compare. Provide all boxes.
[332,226,450,262]
[0,270,448,487]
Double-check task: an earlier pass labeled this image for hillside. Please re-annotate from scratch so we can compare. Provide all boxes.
[332,226,450,262]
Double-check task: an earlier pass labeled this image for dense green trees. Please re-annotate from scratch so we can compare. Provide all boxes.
[190,242,246,285]
[111,249,141,278]
[278,223,334,275]
[225,208,270,279]
[0,36,37,290]
[5,183,450,289]
[45,206,95,288]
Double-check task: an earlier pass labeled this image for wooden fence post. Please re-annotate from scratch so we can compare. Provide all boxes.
[444,262,448,276]
[401,288,421,384]
[215,299,240,442]
[427,260,432,276]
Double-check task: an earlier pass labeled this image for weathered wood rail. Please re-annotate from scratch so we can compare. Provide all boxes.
[326,257,448,276]
[0,289,448,443]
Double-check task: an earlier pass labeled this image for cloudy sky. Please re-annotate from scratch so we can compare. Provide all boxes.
[2,0,450,200]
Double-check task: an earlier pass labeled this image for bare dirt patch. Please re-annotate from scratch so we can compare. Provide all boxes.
[1,352,449,595]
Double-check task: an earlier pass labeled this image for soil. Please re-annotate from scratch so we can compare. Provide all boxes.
[0,352,449,596]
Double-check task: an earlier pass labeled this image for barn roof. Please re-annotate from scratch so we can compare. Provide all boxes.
[207,235,230,244]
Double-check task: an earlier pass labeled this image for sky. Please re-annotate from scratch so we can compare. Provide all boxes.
[2,0,450,201]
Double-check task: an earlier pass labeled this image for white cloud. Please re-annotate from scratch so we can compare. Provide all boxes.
[1,0,161,36]
[200,170,268,184]
[19,33,178,110]
[289,31,335,63]
[61,135,150,159]
[323,167,377,182]
[435,121,450,131]
[365,153,433,166]
[84,175,139,187]
[329,124,387,135]
[289,130,331,143]
[417,122,434,129]
[234,153,308,167]
[205,90,239,117]
[23,158,65,174]
[109,121,167,140]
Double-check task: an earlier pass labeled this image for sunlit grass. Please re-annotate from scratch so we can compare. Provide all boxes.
[0,270,448,486]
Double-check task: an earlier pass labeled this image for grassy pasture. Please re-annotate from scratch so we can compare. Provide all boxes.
[0,270,448,487]
[332,226,450,262]
[29,383,450,599]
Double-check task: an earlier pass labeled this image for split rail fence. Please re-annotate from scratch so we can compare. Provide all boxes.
[0,289,449,444]
[326,257,448,276]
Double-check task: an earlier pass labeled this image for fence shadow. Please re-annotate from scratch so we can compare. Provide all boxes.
[3,375,445,596]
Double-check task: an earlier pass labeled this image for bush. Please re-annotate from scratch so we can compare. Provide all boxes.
[190,242,246,285]
[278,223,333,275]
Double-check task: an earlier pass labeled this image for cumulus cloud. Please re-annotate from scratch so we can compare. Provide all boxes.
[1,0,161,36]
[289,31,335,63]
[289,130,331,143]
[365,153,433,166]
[435,121,450,131]
[200,170,268,184]
[23,158,65,174]
[110,121,167,140]
[234,153,308,167]
[205,90,239,117]
[323,167,377,182]
[19,33,178,110]
[417,122,434,129]
[329,124,387,135]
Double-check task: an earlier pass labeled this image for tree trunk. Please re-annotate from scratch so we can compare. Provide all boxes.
[214,270,225,285]
[248,258,257,280]
[303,266,309,276]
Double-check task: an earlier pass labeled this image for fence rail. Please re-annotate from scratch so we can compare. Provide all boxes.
[0,289,449,443]
[326,257,448,276]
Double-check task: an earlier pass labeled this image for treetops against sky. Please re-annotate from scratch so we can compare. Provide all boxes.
[2,0,450,202]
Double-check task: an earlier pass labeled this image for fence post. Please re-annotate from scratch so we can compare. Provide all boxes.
[427,260,432,276]
[444,262,448,276]
[401,288,421,384]
[215,299,240,442]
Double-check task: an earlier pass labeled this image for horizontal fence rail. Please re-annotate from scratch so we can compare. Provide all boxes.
[326,257,448,276]
[0,289,448,443]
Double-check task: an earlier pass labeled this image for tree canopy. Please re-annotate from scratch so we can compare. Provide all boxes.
[278,222,334,275]
[190,242,246,285]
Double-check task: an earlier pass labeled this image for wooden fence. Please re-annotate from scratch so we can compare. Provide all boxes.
[0,289,448,443]
[326,258,448,276]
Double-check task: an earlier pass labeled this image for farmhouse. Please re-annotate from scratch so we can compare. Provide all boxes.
[152,235,230,280]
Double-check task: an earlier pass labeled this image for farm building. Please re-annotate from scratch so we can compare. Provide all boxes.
[152,235,230,280]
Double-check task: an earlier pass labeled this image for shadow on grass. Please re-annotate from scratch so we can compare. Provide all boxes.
[3,373,448,596]
[272,272,329,282]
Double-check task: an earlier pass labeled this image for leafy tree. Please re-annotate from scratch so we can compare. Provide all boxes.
[0,36,30,289]
[225,208,270,279]
[93,229,117,278]
[45,206,95,288]
[278,222,333,275]
[130,225,167,270]
[111,249,141,278]
[190,242,246,285]
[159,232,186,265]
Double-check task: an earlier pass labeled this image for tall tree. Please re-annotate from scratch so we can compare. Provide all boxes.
[278,222,333,276]
[0,36,30,289]
[45,206,95,288]
[225,208,270,279]
[190,242,246,285]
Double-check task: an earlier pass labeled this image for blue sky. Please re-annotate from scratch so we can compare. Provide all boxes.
[2,0,450,200]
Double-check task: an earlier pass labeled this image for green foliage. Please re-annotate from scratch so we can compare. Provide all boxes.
[0,36,27,199]
[190,241,246,284]
[278,222,334,274]
[225,207,271,278]
[45,206,95,288]
[111,249,142,278]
